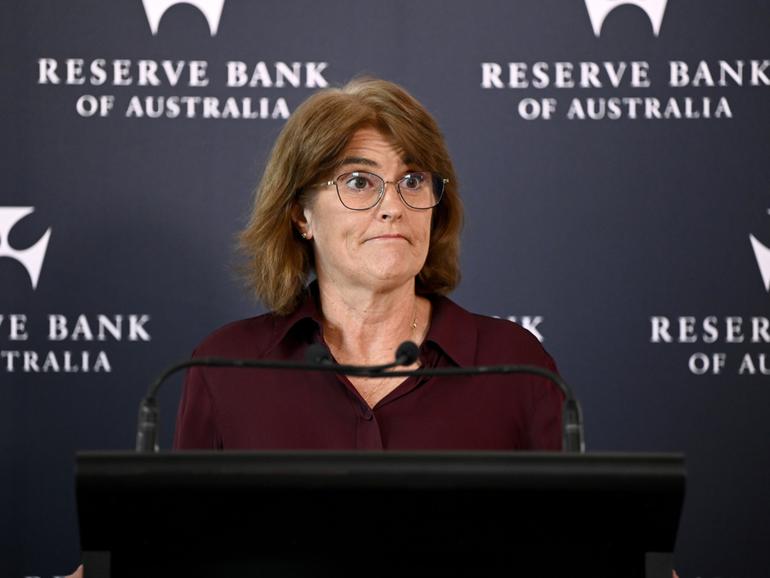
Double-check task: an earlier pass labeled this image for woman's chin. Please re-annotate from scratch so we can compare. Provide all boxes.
[358,268,419,291]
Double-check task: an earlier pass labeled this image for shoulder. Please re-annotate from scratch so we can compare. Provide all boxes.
[192,312,280,358]
[473,311,555,368]
[474,312,550,360]
[431,296,556,369]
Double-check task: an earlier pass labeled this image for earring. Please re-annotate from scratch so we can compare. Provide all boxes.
[300,231,308,239]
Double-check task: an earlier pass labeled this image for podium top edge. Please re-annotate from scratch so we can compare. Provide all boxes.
[75,450,686,478]
[76,449,685,462]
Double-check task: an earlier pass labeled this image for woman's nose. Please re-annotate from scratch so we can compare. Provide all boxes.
[376,181,404,219]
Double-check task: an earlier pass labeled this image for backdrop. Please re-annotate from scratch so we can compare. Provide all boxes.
[2,1,769,576]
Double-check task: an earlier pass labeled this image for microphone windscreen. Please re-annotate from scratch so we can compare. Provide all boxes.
[305,343,332,364]
[395,341,420,365]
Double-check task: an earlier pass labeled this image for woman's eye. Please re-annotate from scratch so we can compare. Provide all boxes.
[402,174,424,190]
[345,174,372,191]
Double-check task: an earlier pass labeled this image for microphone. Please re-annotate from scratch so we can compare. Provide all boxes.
[136,342,584,453]
[305,343,332,364]
[394,341,420,365]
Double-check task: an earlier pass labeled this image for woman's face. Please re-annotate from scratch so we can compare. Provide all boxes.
[299,127,433,295]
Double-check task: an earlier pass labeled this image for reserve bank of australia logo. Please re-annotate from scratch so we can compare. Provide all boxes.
[0,207,51,290]
[141,0,226,36]
[750,210,770,293]
[584,0,668,37]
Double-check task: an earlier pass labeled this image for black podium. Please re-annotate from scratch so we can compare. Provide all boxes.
[76,451,685,577]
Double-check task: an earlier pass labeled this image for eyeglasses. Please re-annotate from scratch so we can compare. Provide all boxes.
[314,171,447,211]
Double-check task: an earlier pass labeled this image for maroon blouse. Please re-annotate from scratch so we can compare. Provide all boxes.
[174,287,564,451]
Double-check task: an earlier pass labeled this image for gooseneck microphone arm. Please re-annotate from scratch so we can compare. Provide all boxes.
[136,342,585,453]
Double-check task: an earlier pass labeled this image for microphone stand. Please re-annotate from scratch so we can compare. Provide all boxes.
[136,351,585,454]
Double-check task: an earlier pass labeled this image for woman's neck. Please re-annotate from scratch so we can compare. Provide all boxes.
[317,280,429,366]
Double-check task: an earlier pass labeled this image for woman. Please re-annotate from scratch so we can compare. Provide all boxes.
[174,77,563,451]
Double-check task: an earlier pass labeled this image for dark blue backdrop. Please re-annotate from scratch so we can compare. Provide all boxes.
[2,1,769,576]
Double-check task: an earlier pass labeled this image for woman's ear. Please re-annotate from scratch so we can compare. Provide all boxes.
[291,202,312,240]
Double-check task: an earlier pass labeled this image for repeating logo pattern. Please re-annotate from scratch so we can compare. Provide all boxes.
[0,207,51,290]
[584,0,669,36]
[141,0,226,35]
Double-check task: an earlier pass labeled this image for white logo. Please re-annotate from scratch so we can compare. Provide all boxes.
[141,0,225,36]
[0,207,51,290]
[750,210,770,293]
[584,0,668,37]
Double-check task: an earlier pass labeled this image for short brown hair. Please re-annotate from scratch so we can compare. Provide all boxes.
[239,77,463,314]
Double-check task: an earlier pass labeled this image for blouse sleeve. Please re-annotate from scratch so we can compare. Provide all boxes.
[173,362,220,449]
[526,353,565,451]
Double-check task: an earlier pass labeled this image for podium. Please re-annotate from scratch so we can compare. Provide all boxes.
[76,451,685,577]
